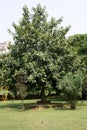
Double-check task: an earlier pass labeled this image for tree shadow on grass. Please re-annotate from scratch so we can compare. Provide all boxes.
[0,102,21,110]
[1,100,83,111]
[0,100,69,111]
[23,102,71,111]
[0,95,67,111]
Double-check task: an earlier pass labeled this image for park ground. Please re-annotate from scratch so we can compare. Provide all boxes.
[0,99,87,130]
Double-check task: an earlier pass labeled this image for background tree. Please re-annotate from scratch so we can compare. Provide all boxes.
[68,34,87,67]
[0,51,17,98]
[68,34,87,99]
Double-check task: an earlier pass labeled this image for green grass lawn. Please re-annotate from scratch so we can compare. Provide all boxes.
[0,99,87,130]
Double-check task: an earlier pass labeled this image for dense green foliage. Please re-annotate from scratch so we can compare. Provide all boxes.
[68,34,87,67]
[0,4,85,104]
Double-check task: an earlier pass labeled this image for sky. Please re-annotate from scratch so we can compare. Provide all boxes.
[0,0,87,42]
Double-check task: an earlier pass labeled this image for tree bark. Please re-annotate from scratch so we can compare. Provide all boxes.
[21,97,25,110]
[70,101,76,110]
[41,86,46,103]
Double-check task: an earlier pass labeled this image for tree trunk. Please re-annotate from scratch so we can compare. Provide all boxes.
[41,86,46,103]
[37,82,51,104]
[70,101,76,110]
[21,98,25,110]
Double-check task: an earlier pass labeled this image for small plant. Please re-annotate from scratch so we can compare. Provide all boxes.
[15,74,27,110]
[59,71,83,109]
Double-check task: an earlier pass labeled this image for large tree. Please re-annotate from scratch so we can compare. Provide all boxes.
[9,4,83,102]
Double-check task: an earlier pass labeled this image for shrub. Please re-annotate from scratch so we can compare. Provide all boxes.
[59,71,83,109]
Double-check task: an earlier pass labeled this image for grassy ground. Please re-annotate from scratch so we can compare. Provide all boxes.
[0,99,87,130]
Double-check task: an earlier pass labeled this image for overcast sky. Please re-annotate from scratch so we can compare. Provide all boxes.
[0,0,87,42]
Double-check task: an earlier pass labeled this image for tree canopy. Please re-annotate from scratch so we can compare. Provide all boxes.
[0,4,84,103]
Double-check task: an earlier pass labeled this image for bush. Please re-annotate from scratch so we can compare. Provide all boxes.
[59,71,83,109]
